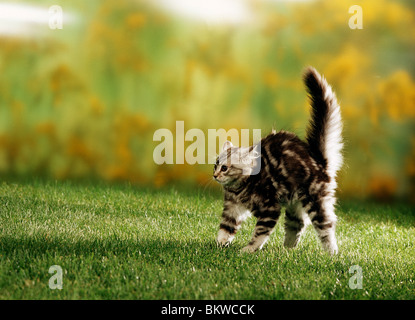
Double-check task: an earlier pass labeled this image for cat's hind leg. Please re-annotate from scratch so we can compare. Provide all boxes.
[283,201,307,248]
[304,195,338,255]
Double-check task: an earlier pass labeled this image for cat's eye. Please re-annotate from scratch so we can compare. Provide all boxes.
[221,165,228,172]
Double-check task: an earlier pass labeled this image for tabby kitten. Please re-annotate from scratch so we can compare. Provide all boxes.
[213,67,343,255]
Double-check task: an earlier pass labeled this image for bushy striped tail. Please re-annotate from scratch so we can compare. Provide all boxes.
[304,67,343,179]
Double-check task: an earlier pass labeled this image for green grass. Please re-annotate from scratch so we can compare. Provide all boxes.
[0,179,414,299]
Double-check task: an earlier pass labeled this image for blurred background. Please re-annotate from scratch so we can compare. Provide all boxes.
[0,0,414,202]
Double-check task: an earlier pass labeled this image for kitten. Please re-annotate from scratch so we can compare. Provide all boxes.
[213,67,343,255]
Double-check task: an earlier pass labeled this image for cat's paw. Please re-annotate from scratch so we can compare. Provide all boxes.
[216,230,234,247]
[241,245,257,253]
[216,239,230,247]
[324,243,339,255]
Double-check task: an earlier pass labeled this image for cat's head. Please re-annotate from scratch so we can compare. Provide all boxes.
[213,141,260,186]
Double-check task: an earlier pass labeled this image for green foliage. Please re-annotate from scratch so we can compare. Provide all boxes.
[0,0,414,200]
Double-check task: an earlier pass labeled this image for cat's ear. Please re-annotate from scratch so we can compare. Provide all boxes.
[249,144,261,159]
[222,140,233,151]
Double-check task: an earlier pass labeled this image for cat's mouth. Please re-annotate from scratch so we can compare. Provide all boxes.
[213,175,226,184]
[213,175,234,186]
[213,176,221,183]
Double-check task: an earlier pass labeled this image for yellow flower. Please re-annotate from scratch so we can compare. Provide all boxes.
[378,71,415,121]
[368,175,397,201]
[126,13,147,29]
[263,70,279,89]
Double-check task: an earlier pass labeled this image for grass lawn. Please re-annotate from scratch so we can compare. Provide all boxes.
[0,179,414,300]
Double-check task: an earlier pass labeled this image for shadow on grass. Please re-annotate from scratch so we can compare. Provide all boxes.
[2,178,413,229]
[337,200,415,228]
[0,235,243,262]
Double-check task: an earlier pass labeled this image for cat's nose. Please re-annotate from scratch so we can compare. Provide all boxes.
[213,174,218,179]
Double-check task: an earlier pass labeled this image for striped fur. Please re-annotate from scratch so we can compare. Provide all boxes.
[213,67,343,255]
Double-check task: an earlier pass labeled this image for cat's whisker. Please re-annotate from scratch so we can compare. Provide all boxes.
[201,176,221,197]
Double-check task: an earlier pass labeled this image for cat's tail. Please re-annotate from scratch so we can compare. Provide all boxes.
[303,66,343,180]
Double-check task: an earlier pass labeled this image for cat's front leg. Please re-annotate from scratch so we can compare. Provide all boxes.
[217,228,236,246]
[242,206,281,253]
[216,203,250,247]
